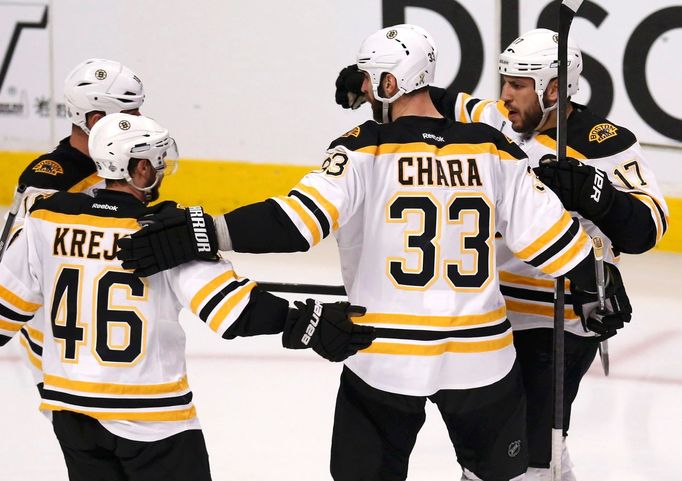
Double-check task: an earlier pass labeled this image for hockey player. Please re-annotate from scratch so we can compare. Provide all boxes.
[0,113,374,481]
[8,58,146,389]
[334,27,669,480]
[114,25,632,481]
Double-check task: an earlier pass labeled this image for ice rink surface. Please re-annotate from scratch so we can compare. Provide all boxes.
[1,237,680,481]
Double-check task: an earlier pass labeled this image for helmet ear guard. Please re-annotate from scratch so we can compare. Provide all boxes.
[356,24,438,122]
[498,28,583,129]
[88,113,177,201]
[64,58,145,135]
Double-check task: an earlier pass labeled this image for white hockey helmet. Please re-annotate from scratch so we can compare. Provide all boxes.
[498,29,582,125]
[64,59,145,135]
[356,24,437,121]
[88,113,177,200]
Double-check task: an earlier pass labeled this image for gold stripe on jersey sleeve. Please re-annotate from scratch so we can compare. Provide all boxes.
[364,142,519,160]
[31,210,140,230]
[277,196,322,246]
[472,100,494,123]
[43,374,190,395]
[538,231,590,276]
[505,299,579,321]
[355,306,506,328]
[363,332,513,356]
[458,93,472,123]
[19,336,43,370]
[499,271,571,290]
[515,211,573,261]
[295,183,340,230]
[23,325,44,343]
[67,173,102,193]
[208,282,256,332]
[0,284,41,312]
[39,404,197,422]
[0,318,23,333]
[190,269,237,314]
[631,193,665,242]
[534,135,587,160]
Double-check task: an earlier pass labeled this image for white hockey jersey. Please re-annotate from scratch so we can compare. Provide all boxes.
[0,190,269,441]
[271,116,592,396]
[453,94,669,336]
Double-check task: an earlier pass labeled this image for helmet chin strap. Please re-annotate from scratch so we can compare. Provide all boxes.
[534,90,557,132]
[126,170,164,203]
[382,102,391,123]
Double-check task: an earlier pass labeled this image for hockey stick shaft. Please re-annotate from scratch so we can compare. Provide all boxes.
[592,236,610,376]
[0,184,27,262]
[553,2,584,480]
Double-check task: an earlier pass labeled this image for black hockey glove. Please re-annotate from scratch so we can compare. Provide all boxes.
[116,204,219,277]
[571,263,632,340]
[283,299,375,362]
[335,64,367,110]
[533,156,616,221]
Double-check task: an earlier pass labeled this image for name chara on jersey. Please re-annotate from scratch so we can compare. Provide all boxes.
[398,156,483,188]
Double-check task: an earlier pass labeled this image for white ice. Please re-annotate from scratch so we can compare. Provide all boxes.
[1,238,680,481]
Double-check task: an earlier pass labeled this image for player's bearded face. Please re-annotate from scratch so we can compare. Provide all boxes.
[501,76,543,134]
[361,73,385,123]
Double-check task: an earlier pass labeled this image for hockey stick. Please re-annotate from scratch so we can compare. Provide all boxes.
[0,184,27,262]
[258,281,346,296]
[553,1,584,480]
[592,236,609,376]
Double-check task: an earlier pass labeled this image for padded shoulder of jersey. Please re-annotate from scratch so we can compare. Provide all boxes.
[328,120,381,151]
[18,138,96,190]
[29,190,149,219]
[564,104,638,158]
[452,121,527,161]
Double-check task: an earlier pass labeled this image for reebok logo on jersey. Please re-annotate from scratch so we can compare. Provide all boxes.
[301,301,323,345]
[188,206,212,252]
[591,169,605,202]
[422,132,445,142]
[92,203,118,211]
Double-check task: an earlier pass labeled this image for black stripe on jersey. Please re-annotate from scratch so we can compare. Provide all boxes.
[199,278,251,322]
[38,385,193,409]
[527,218,580,268]
[0,302,33,323]
[500,285,574,305]
[464,97,481,118]
[288,190,331,238]
[0,334,10,346]
[373,319,511,341]
[20,328,43,356]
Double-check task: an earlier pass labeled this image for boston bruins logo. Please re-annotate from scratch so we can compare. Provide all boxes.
[95,69,107,80]
[589,123,618,143]
[341,126,361,138]
[386,29,397,39]
[119,119,131,130]
[32,159,64,176]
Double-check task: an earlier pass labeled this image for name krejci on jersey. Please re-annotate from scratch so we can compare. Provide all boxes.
[398,156,483,188]
[53,227,122,260]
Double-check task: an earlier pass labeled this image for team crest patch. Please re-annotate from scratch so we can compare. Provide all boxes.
[589,123,618,143]
[341,126,361,138]
[32,159,64,176]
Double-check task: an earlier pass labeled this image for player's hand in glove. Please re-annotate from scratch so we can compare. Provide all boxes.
[116,203,218,276]
[571,262,632,340]
[533,155,616,221]
[283,299,375,362]
[335,64,367,110]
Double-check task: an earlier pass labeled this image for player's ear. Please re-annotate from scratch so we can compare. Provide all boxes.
[545,78,559,105]
[383,73,399,98]
[86,111,106,130]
